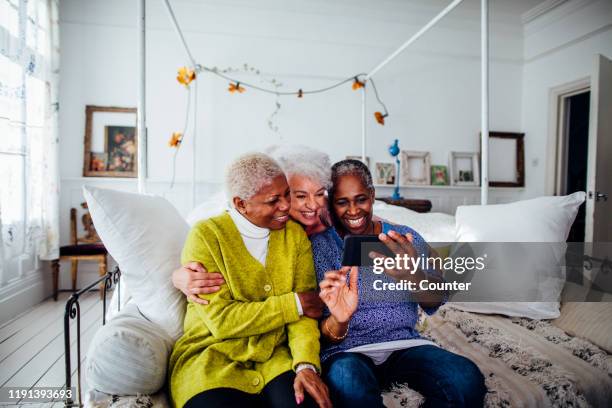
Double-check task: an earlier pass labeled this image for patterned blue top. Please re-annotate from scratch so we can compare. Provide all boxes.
[310,222,444,362]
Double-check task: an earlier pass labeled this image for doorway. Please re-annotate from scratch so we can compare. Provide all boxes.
[556,90,590,242]
[563,92,590,242]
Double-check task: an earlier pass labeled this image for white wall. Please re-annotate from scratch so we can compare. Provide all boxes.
[54,0,555,286]
[521,0,612,198]
[59,0,527,179]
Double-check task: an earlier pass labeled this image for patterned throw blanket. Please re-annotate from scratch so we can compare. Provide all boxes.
[383,307,612,407]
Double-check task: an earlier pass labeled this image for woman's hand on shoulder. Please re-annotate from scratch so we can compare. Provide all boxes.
[171,262,225,305]
[318,266,359,323]
[293,368,331,408]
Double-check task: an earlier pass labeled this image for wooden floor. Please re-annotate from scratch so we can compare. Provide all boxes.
[0,291,104,407]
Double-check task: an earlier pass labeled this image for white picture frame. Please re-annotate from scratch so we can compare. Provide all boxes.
[400,151,431,186]
[375,162,396,185]
[449,152,480,186]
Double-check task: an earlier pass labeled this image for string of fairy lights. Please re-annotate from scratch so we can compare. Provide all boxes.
[166,62,391,185]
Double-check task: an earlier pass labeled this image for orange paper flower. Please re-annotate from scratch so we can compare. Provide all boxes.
[176,67,196,86]
[374,111,388,125]
[228,82,246,93]
[168,132,183,147]
[352,78,365,90]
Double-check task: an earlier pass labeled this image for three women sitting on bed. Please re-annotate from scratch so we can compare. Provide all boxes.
[169,153,331,408]
[172,149,486,407]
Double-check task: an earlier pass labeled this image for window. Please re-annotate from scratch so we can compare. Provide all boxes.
[0,0,59,286]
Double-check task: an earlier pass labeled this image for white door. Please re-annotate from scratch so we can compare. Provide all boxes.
[585,54,612,242]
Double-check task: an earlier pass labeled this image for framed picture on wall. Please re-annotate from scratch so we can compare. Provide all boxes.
[449,152,479,186]
[400,151,431,186]
[375,162,395,185]
[430,165,449,186]
[482,131,525,187]
[83,105,138,178]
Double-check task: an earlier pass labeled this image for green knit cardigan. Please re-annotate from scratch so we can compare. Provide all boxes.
[169,212,320,407]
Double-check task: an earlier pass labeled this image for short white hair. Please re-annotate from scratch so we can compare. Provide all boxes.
[266,145,331,190]
[225,152,285,201]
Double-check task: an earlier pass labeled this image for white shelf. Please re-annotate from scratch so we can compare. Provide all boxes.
[373,184,523,190]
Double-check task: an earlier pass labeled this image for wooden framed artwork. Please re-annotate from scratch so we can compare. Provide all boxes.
[482,131,525,187]
[83,105,138,177]
[375,162,395,185]
[449,152,479,186]
[400,151,431,186]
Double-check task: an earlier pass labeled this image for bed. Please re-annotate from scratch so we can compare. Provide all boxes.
[75,190,611,408]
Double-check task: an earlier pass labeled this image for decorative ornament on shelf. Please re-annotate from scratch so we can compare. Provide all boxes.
[388,139,401,199]
[375,111,388,126]
[168,132,183,148]
[176,67,196,87]
[297,89,303,98]
[228,82,246,93]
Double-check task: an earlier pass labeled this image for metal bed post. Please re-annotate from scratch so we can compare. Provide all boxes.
[481,0,489,204]
[63,267,121,407]
[137,0,147,194]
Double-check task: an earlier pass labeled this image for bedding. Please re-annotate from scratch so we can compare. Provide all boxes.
[83,191,608,407]
[87,305,612,408]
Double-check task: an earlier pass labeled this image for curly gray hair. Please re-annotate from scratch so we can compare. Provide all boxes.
[265,145,332,190]
[330,159,374,196]
[225,152,285,201]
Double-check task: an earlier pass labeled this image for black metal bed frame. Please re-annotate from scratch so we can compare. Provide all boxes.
[63,266,121,407]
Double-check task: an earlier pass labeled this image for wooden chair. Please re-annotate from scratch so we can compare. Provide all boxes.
[51,203,108,300]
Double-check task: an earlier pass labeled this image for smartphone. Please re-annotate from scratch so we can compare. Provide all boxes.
[341,235,395,267]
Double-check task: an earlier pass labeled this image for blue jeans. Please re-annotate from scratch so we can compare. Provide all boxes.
[323,345,486,408]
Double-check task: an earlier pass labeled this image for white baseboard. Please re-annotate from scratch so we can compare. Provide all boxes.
[0,264,53,325]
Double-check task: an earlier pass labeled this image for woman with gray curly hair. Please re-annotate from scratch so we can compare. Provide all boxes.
[266,144,332,236]
[170,152,331,408]
[173,145,333,304]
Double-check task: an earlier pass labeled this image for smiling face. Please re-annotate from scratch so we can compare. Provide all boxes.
[234,175,291,230]
[331,174,375,235]
[287,174,327,227]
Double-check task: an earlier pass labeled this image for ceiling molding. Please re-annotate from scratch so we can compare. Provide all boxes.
[522,0,568,24]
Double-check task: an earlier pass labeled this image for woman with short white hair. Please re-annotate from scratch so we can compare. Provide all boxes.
[169,153,330,408]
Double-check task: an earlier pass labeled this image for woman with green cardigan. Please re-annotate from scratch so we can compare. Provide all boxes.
[169,153,331,408]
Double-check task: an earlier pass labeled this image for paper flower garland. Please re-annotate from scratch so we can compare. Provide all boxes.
[374,111,388,125]
[176,67,196,87]
[168,132,183,147]
[228,82,246,93]
[352,77,365,90]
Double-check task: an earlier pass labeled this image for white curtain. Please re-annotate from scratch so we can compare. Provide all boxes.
[0,0,60,283]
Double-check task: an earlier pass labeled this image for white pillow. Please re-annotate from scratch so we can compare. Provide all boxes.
[373,200,456,243]
[455,192,585,242]
[86,303,173,395]
[83,186,188,339]
[450,192,585,319]
[186,190,228,226]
